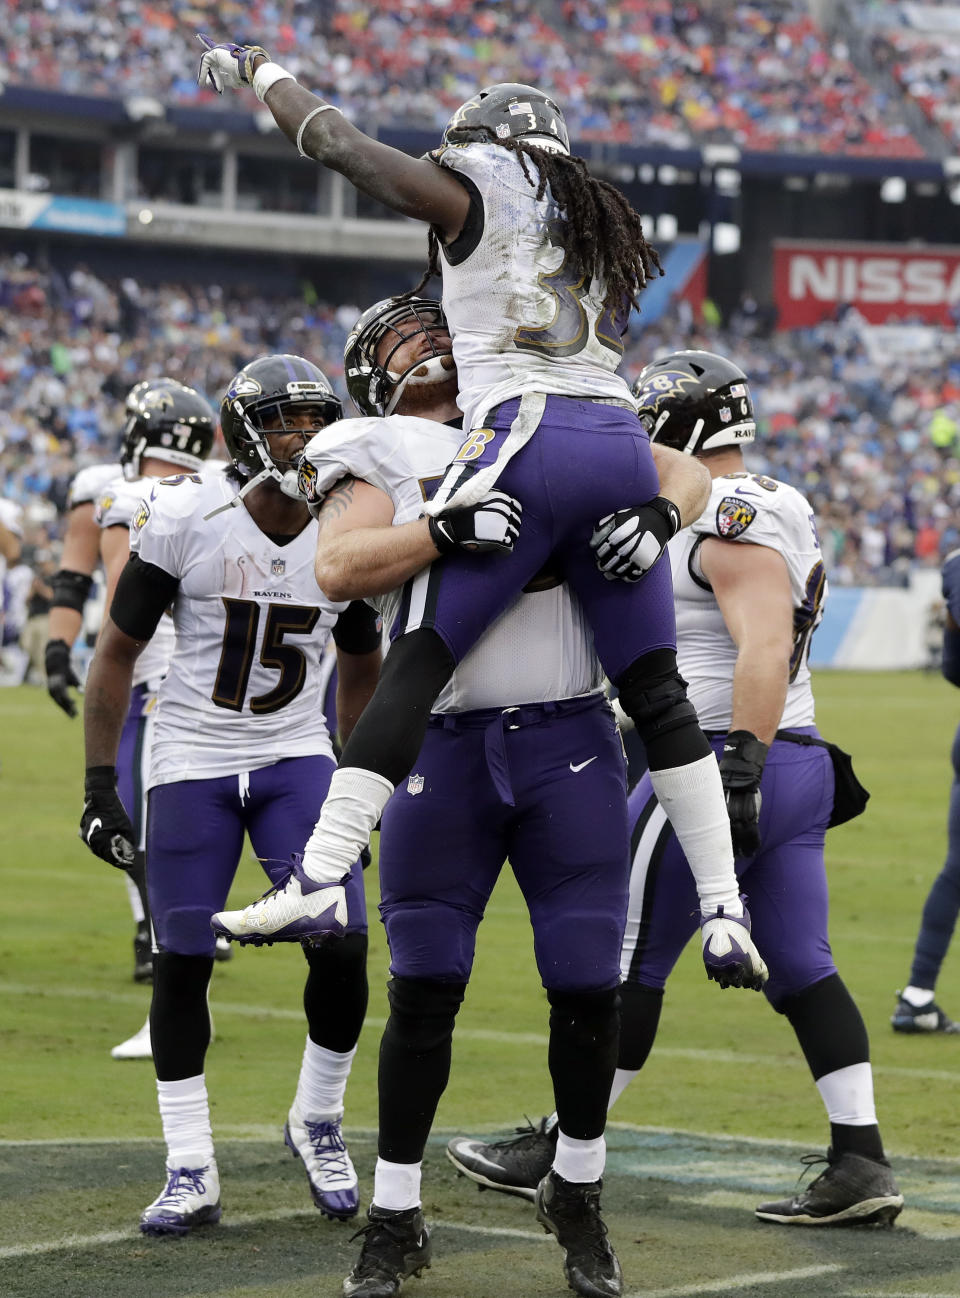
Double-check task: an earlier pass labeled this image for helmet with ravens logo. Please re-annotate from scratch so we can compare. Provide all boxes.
[220,354,342,490]
[632,351,756,455]
[344,297,453,417]
[442,82,570,155]
[121,378,215,480]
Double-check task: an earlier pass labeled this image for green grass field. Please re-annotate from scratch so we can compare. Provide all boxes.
[3,672,960,1298]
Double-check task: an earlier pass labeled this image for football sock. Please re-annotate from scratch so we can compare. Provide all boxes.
[607,1068,639,1111]
[373,1158,422,1211]
[301,767,393,884]
[902,985,935,1008]
[553,1133,605,1184]
[548,986,619,1139]
[294,1038,357,1120]
[815,1062,877,1127]
[156,1074,215,1166]
[617,982,665,1072]
[648,756,742,916]
[303,932,369,1051]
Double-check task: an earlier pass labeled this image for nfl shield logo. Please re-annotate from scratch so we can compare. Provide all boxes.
[407,773,425,796]
[718,406,732,423]
[271,557,286,577]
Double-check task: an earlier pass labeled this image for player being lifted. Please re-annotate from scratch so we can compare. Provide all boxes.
[196,43,766,997]
[79,356,382,1234]
[447,352,903,1231]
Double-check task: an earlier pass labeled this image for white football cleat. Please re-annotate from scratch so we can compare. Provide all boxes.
[284,1108,359,1219]
[211,860,348,945]
[140,1160,221,1236]
[111,1018,152,1060]
[700,904,768,991]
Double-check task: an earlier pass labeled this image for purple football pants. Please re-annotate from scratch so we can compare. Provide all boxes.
[622,728,836,1010]
[378,694,629,991]
[146,754,367,956]
[394,396,676,679]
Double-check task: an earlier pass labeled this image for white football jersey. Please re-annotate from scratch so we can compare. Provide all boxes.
[301,414,603,711]
[671,471,827,731]
[130,472,347,787]
[96,474,175,689]
[433,143,635,431]
[67,462,123,509]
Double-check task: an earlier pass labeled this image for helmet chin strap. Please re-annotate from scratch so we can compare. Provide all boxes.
[384,355,455,416]
[203,414,286,520]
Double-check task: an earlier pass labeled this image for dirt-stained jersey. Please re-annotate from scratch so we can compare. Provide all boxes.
[67,462,123,509]
[300,414,603,710]
[670,471,827,731]
[96,474,175,689]
[431,143,635,431]
[129,472,347,787]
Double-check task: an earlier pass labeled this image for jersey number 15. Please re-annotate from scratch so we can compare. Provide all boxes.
[212,598,320,714]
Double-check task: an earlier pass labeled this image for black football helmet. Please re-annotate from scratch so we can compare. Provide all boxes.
[442,82,570,155]
[632,351,756,455]
[121,378,216,480]
[220,354,342,484]
[344,297,453,417]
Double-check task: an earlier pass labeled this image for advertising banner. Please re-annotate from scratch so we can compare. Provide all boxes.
[0,189,125,237]
[773,239,960,327]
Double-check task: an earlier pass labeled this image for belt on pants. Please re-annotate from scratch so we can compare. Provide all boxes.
[428,692,607,807]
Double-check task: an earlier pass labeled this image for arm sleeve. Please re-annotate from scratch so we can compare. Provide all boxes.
[332,600,383,654]
[109,554,181,642]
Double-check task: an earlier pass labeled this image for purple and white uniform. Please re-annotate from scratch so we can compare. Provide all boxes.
[622,471,836,1009]
[303,412,629,991]
[129,471,366,956]
[358,143,677,681]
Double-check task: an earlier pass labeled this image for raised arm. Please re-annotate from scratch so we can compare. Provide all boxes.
[196,38,470,237]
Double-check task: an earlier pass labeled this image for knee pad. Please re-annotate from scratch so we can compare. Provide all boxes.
[385,976,466,1053]
[547,985,620,1048]
[155,905,221,956]
[615,649,699,747]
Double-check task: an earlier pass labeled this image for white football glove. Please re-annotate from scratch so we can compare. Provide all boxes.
[197,33,271,94]
[700,904,768,991]
[591,496,682,582]
[427,489,522,555]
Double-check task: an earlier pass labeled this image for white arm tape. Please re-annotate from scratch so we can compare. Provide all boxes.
[296,104,343,157]
[253,61,296,102]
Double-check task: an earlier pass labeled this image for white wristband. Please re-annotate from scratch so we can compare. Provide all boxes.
[296,104,343,157]
[253,61,296,102]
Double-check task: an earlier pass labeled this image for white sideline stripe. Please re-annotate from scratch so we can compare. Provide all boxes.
[1,981,956,1083]
[630,1264,844,1297]
[0,1211,547,1260]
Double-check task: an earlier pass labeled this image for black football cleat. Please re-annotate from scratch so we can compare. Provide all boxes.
[446,1116,556,1201]
[755,1149,903,1227]
[535,1170,622,1297]
[343,1204,431,1297]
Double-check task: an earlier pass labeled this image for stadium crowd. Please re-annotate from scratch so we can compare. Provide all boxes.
[0,0,926,156]
[1,251,958,641]
[867,0,960,148]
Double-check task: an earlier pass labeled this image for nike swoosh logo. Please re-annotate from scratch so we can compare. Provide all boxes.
[569,757,598,773]
[85,818,102,843]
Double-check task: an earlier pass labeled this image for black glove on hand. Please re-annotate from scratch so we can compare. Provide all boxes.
[427,489,522,555]
[718,730,769,858]
[45,638,80,719]
[590,496,682,582]
[80,766,136,868]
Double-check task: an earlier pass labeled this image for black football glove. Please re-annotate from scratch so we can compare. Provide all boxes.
[45,638,81,719]
[427,490,522,555]
[718,730,769,858]
[590,496,682,582]
[80,766,136,868]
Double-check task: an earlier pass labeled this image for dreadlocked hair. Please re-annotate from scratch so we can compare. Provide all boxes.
[404,128,663,313]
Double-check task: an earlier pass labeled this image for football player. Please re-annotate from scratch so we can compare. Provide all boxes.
[194,46,757,1010]
[892,548,960,1033]
[79,355,382,1235]
[215,303,755,1298]
[92,379,220,1057]
[447,351,903,1230]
